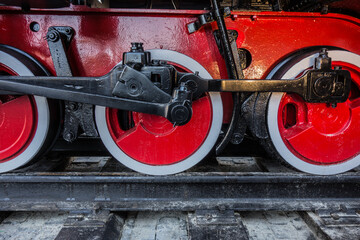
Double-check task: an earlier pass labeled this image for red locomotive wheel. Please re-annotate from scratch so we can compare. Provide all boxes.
[0,94,37,161]
[266,50,360,174]
[0,46,55,173]
[96,50,223,175]
[105,96,212,166]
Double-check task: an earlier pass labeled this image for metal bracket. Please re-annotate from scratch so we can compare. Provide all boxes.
[46,26,98,142]
[46,26,74,76]
[209,0,246,153]
[55,210,123,240]
[214,29,247,144]
[317,207,360,226]
[195,209,237,225]
[187,7,231,34]
[188,209,249,239]
[214,30,237,55]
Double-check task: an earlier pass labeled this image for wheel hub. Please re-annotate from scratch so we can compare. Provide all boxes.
[133,113,175,136]
[312,102,350,134]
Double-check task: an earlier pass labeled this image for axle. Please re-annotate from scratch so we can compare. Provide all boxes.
[0,46,351,125]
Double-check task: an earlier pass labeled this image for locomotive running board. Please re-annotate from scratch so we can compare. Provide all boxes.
[0,171,359,212]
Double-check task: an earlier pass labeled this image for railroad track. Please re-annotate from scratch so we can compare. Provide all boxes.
[1,209,359,240]
[0,153,359,239]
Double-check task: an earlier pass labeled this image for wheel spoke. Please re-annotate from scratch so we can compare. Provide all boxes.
[348,97,360,114]
[281,123,314,142]
[115,124,147,146]
[280,93,309,129]
[0,96,30,114]
[0,96,33,130]
[0,96,34,156]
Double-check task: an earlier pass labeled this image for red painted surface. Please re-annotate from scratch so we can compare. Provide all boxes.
[0,66,37,162]
[106,95,212,165]
[105,62,213,165]
[0,8,358,125]
[278,62,360,165]
[0,8,358,80]
[0,6,359,164]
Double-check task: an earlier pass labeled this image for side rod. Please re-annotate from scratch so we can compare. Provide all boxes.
[0,76,304,95]
[0,75,168,117]
[209,78,304,93]
[0,66,351,123]
[0,70,348,105]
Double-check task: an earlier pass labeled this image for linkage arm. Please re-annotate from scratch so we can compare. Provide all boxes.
[0,49,352,126]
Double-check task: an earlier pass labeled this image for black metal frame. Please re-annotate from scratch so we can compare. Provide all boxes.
[47,26,99,142]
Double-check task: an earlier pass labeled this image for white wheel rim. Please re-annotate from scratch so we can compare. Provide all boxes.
[95,49,223,175]
[0,51,50,173]
[267,50,360,175]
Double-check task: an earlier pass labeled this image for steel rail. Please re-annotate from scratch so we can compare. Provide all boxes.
[0,172,359,212]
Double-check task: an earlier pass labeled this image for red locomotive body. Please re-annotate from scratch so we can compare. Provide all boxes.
[0,0,359,175]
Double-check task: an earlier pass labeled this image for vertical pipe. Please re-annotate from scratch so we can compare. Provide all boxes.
[211,0,239,79]
[211,0,243,154]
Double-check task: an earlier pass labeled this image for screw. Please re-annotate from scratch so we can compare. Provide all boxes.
[231,133,243,144]
[130,42,144,52]
[47,31,59,42]
[30,22,40,32]
[314,77,332,97]
[320,48,328,57]
[64,132,75,142]
[68,102,78,111]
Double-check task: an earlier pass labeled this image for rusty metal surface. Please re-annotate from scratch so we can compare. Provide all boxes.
[0,156,359,239]
[0,170,359,212]
[1,209,359,240]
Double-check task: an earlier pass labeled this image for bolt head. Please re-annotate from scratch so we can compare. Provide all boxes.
[64,132,75,142]
[314,77,332,97]
[47,31,59,42]
[68,103,78,111]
